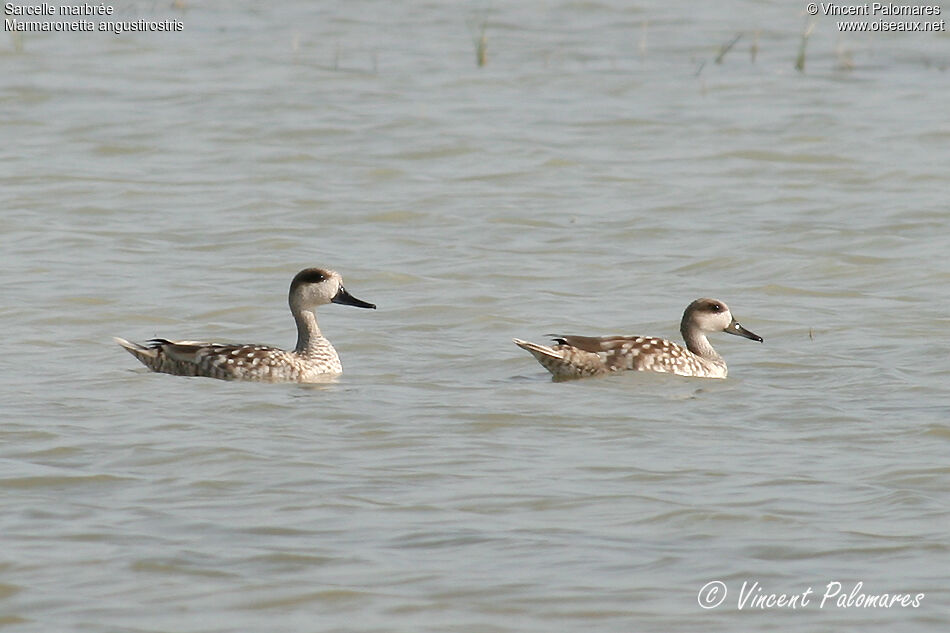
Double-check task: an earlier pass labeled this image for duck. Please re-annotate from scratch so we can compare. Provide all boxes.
[513,298,762,381]
[115,267,375,382]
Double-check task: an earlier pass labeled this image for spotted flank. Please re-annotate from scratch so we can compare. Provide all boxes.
[115,268,375,383]
[514,298,762,381]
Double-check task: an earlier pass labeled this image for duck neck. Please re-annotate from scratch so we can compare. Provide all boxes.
[681,326,722,362]
[293,308,325,355]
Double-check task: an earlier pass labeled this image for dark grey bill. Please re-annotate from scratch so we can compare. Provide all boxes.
[332,286,376,309]
[726,319,763,342]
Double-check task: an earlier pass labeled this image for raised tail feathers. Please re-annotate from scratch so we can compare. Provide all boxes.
[513,337,608,381]
[114,336,152,355]
[512,338,564,361]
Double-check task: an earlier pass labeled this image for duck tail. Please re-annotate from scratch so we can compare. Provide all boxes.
[114,336,160,363]
[512,338,565,362]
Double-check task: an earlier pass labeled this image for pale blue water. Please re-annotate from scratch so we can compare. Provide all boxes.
[1,1,948,631]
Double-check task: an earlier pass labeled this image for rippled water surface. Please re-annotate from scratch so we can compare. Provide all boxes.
[2,1,949,631]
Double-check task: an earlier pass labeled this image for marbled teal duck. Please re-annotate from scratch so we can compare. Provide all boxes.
[115,268,375,382]
[514,298,762,381]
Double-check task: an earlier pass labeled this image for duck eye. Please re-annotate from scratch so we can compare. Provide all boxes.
[299,271,327,284]
[712,304,722,312]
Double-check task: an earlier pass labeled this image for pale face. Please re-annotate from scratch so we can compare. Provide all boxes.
[686,298,762,342]
[289,268,343,311]
[289,268,376,312]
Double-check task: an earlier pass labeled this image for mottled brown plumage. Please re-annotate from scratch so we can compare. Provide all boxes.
[115,268,375,382]
[514,298,762,381]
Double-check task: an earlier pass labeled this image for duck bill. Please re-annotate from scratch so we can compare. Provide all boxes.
[332,286,376,309]
[726,319,763,342]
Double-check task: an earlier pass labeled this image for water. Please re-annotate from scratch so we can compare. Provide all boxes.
[2,1,949,631]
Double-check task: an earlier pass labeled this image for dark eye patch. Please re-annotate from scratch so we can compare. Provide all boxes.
[301,271,326,283]
[292,268,329,288]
